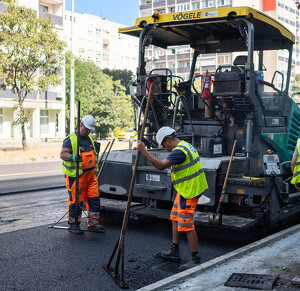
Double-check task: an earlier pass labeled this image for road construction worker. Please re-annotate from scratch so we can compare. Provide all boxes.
[291,138,300,190]
[136,126,208,271]
[60,114,104,234]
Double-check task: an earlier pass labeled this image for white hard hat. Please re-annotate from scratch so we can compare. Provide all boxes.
[82,115,95,131]
[156,126,175,146]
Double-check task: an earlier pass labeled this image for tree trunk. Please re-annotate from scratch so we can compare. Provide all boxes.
[19,100,27,150]
[21,122,27,150]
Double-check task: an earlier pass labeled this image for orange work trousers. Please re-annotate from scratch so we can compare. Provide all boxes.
[66,150,100,226]
[170,192,200,232]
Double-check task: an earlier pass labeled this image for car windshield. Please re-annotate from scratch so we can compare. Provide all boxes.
[126,130,133,132]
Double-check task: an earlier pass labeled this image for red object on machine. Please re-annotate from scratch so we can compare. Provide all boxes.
[146,76,155,95]
[201,70,212,100]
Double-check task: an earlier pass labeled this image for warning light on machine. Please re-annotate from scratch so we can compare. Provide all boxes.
[152,11,160,22]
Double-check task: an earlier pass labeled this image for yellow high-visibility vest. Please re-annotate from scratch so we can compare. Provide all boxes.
[62,132,98,177]
[171,140,208,199]
[291,138,300,185]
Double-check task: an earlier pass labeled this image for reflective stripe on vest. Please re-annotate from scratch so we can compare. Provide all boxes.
[291,139,300,185]
[62,132,98,177]
[171,140,208,199]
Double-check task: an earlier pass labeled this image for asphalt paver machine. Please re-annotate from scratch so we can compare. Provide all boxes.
[99,6,300,232]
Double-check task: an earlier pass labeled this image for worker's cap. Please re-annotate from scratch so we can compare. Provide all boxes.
[81,115,95,131]
[156,126,175,146]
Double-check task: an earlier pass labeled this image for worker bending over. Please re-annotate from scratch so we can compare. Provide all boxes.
[137,126,208,271]
[60,114,104,234]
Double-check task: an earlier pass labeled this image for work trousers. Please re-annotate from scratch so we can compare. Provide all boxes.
[170,192,199,232]
[66,150,100,227]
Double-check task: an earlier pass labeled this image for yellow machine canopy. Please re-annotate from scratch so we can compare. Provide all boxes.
[119,6,294,53]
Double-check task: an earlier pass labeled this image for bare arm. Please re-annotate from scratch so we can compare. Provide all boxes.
[137,141,172,171]
[60,147,72,162]
[291,155,298,173]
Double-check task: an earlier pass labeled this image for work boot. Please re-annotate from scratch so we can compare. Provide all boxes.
[179,256,201,271]
[88,222,105,233]
[68,223,84,234]
[160,247,181,261]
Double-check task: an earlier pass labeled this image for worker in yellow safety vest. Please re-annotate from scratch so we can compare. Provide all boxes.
[60,115,104,234]
[291,138,300,190]
[137,126,208,271]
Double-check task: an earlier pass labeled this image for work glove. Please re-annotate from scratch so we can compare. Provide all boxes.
[69,154,82,163]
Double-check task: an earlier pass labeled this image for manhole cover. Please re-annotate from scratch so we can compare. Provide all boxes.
[224,273,279,290]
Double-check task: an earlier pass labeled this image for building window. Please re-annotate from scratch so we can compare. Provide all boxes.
[218,54,232,65]
[39,5,48,13]
[40,110,49,135]
[217,0,232,6]
[192,2,201,10]
[176,4,190,12]
[0,108,3,134]
[201,0,216,9]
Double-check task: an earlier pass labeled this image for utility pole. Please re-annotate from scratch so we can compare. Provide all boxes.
[70,0,75,133]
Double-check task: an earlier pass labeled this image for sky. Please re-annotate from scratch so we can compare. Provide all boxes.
[64,0,139,26]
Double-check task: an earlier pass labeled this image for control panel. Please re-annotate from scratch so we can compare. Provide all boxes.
[262,153,281,176]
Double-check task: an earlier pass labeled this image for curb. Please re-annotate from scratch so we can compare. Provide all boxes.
[137,223,300,291]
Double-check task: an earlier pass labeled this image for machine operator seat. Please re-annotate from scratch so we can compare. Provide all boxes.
[214,55,246,100]
[231,55,247,73]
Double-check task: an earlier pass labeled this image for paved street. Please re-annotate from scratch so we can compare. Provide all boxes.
[0,188,250,291]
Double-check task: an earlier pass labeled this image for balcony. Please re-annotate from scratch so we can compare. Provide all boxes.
[177,67,190,73]
[167,0,175,5]
[39,12,63,26]
[39,91,57,101]
[0,90,37,99]
[177,53,191,60]
[140,3,152,10]
[167,55,175,60]
[153,0,166,8]
[177,0,189,3]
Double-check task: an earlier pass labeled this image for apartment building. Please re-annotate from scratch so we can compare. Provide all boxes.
[64,10,139,72]
[0,0,65,140]
[139,0,300,92]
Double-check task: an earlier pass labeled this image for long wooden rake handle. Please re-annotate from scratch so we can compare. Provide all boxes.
[113,84,154,273]
[216,139,237,213]
[75,101,81,225]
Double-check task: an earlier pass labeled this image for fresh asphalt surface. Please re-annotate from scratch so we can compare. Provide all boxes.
[0,187,257,291]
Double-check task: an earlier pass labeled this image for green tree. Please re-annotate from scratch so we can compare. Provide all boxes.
[65,60,133,138]
[0,3,67,149]
[290,74,300,95]
[102,68,135,95]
